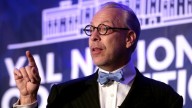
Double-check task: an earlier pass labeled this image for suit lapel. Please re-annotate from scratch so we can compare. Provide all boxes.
[84,72,100,108]
[119,69,155,108]
[71,72,100,108]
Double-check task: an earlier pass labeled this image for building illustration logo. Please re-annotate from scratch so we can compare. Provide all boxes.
[8,0,192,49]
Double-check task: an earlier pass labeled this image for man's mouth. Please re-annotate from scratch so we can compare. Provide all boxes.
[91,47,103,55]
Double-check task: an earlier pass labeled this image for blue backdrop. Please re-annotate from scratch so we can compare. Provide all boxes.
[0,0,192,108]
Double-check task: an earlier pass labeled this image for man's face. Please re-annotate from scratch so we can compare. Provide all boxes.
[89,8,132,71]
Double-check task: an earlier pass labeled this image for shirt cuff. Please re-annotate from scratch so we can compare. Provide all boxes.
[13,99,38,108]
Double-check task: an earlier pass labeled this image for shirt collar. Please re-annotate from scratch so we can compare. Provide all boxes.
[97,60,136,85]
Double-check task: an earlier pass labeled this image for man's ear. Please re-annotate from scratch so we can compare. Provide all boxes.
[126,30,136,48]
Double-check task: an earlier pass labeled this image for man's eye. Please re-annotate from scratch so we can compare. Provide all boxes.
[100,27,107,31]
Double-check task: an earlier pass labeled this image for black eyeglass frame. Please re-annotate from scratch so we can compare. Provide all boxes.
[83,24,130,36]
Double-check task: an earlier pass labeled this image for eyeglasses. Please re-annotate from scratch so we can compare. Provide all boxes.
[83,24,130,36]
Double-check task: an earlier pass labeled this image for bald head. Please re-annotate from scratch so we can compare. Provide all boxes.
[99,2,141,52]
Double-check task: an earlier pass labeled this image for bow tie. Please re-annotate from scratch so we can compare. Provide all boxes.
[97,71,123,85]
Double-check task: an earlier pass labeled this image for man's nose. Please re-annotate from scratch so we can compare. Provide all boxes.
[90,29,101,41]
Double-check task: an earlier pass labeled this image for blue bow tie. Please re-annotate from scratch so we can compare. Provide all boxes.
[97,71,123,85]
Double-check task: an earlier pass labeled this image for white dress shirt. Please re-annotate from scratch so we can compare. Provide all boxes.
[98,61,136,108]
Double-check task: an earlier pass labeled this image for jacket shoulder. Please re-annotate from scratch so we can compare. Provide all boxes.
[56,73,97,90]
[47,73,98,108]
[136,72,183,107]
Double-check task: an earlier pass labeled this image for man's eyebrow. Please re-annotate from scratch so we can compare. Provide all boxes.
[90,20,114,26]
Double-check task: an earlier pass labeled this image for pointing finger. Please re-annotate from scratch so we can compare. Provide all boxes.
[26,51,37,67]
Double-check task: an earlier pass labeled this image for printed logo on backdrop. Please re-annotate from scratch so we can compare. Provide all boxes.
[7,0,192,49]
[2,0,192,108]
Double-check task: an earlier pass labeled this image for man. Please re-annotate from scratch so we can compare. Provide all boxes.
[13,2,183,108]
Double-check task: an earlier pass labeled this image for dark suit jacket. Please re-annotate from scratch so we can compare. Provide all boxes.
[46,69,183,108]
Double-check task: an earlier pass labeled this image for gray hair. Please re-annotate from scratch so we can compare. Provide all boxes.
[100,2,141,53]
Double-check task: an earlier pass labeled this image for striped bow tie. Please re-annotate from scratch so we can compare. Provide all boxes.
[97,71,123,85]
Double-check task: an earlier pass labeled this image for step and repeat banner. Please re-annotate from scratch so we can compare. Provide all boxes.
[0,0,192,108]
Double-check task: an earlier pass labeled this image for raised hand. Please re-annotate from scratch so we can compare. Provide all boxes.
[14,51,41,105]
